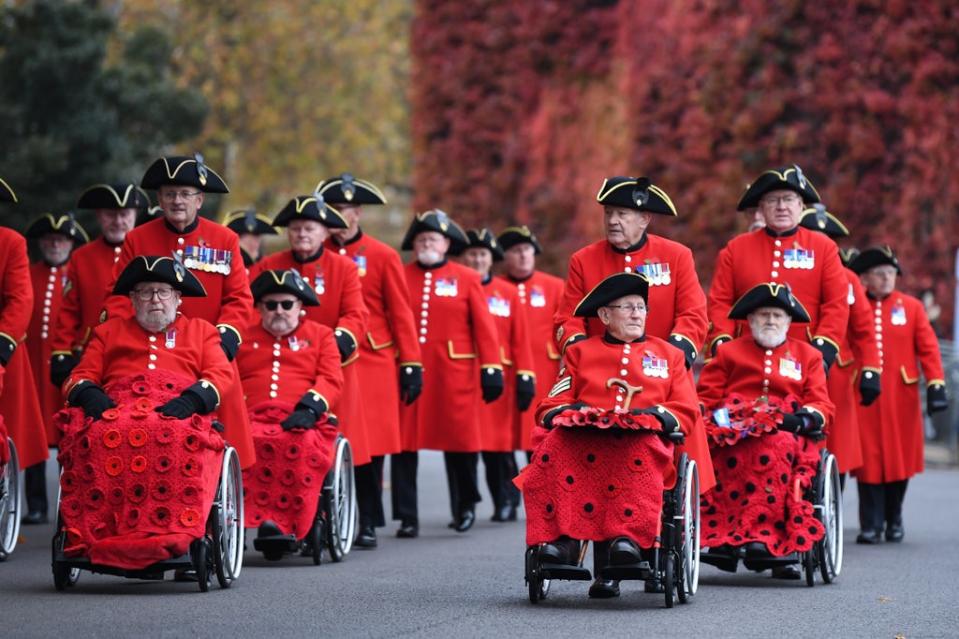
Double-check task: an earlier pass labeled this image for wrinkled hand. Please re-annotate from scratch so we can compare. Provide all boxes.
[399,364,423,405]
[280,407,318,431]
[156,392,204,419]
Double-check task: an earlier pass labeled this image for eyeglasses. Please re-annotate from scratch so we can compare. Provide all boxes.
[605,304,647,314]
[758,194,801,208]
[264,300,296,311]
[159,189,202,202]
[132,288,175,301]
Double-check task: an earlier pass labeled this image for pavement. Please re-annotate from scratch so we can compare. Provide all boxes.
[1,452,956,638]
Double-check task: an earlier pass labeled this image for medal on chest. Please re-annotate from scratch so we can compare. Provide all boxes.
[313,269,326,295]
[435,277,458,297]
[529,285,546,308]
[778,352,802,380]
[636,260,671,286]
[288,335,300,351]
[352,254,368,277]
[891,301,907,326]
[487,293,510,317]
[783,245,815,270]
[847,283,855,305]
[184,245,233,275]
[164,329,177,349]
[642,351,669,378]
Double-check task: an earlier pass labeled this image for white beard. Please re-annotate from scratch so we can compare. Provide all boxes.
[416,249,442,265]
[752,326,788,349]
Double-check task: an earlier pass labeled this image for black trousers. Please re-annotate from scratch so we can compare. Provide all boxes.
[24,460,47,514]
[355,456,386,529]
[443,452,481,519]
[481,451,520,511]
[390,451,482,524]
[390,452,419,525]
[857,479,909,532]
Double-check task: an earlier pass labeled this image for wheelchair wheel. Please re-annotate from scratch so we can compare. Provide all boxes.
[676,458,700,603]
[803,548,815,587]
[816,451,843,584]
[51,475,80,590]
[310,516,324,566]
[192,538,212,593]
[0,438,23,560]
[525,546,550,604]
[663,551,676,609]
[325,437,356,563]
[213,446,243,588]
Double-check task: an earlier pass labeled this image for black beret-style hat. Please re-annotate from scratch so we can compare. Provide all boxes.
[25,213,90,245]
[140,153,229,193]
[737,164,820,211]
[728,282,810,322]
[573,272,650,318]
[224,209,278,236]
[400,209,470,253]
[271,195,347,229]
[849,245,902,276]
[838,247,860,268]
[0,177,16,203]
[77,183,151,210]
[315,173,388,206]
[798,204,849,239]
[460,228,504,261]
[250,269,320,306]
[497,225,542,254]
[112,255,206,297]
[596,176,677,216]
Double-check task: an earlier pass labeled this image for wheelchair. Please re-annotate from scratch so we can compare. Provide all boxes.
[524,453,701,608]
[51,445,244,592]
[253,434,357,564]
[0,437,23,561]
[700,448,842,586]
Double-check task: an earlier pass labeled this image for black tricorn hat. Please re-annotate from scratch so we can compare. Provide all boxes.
[315,173,388,205]
[0,177,16,203]
[250,269,319,306]
[400,209,469,252]
[459,228,503,261]
[224,209,278,236]
[849,245,902,276]
[140,154,229,193]
[596,176,677,216]
[574,272,649,318]
[728,282,810,322]
[798,204,848,239]
[112,255,207,297]
[271,194,347,229]
[737,165,820,211]
[77,183,151,210]
[136,206,163,227]
[497,225,542,254]
[838,247,860,268]
[25,213,90,245]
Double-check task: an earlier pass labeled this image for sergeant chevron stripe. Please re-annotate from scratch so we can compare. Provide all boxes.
[548,376,572,397]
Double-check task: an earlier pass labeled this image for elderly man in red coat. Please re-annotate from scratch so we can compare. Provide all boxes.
[524,272,698,599]
[393,210,503,537]
[320,174,423,549]
[459,228,535,523]
[850,246,948,544]
[497,226,565,454]
[698,283,834,580]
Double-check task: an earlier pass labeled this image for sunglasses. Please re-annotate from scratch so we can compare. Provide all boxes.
[264,300,296,311]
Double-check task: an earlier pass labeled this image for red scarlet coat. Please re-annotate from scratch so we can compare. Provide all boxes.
[0,228,48,467]
[706,227,849,357]
[325,231,421,457]
[400,260,501,452]
[251,248,372,465]
[826,270,882,472]
[506,270,564,450]
[854,292,944,484]
[27,261,68,443]
[478,275,535,452]
[51,237,123,354]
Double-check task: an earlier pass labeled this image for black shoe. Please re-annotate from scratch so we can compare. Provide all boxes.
[588,578,621,598]
[22,510,48,525]
[539,538,579,565]
[506,502,518,521]
[744,541,771,558]
[856,530,883,544]
[396,521,418,538]
[354,525,377,549]
[491,503,516,522]
[608,537,642,566]
[453,509,475,533]
[257,520,283,538]
[771,564,801,580]
[885,524,904,543]
[173,568,198,582]
[644,577,665,593]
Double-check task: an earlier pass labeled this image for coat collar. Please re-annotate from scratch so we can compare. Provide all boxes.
[608,233,648,254]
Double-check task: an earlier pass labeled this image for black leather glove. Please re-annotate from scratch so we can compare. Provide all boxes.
[280,407,318,431]
[50,353,79,386]
[633,406,685,443]
[516,373,536,412]
[811,338,838,373]
[334,329,357,363]
[480,366,504,403]
[780,411,824,440]
[156,391,205,419]
[219,327,240,361]
[399,364,423,405]
[927,383,948,415]
[858,369,880,406]
[74,384,116,421]
[0,334,15,367]
[778,412,804,434]
[668,335,697,369]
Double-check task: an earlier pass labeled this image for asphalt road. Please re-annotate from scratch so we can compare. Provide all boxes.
[1,452,956,638]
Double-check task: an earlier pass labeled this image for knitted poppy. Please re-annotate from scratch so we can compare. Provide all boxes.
[179,508,201,528]
[130,455,148,473]
[102,429,122,449]
[156,425,175,445]
[128,483,147,504]
[152,480,173,502]
[180,484,200,505]
[101,408,120,422]
[150,506,171,527]
[181,458,201,477]
[155,455,173,474]
[128,428,148,448]
[105,456,124,477]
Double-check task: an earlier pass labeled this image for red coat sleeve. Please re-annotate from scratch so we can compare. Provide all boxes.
[554,252,588,352]
[705,244,737,356]
[467,275,502,370]
[659,352,699,436]
[63,322,109,395]
[534,346,580,426]
[0,231,33,354]
[668,245,709,356]
[809,241,849,352]
[800,347,834,426]
[913,299,945,386]
[511,290,536,379]
[334,261,369,365]
[382,251,422,366]
[50,257,81,355]
[846,273,881,372]
[311,329,345,410]
[696,349,731,413]
[197,322,234,407]
[211,232,254,341]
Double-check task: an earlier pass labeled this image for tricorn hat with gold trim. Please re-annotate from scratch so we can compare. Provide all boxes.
[849,245,902,276]
[140,154,229,193]
[0,177,16,203]
[574,272,649,318]
[25,213,89,245]
[400,209,469,252]
[497,225,542,254]
[224,209,277,236]
[112,255,206,297]
[458,228,503,261]
[798,204,848,239]
[271,195,347,229]
[838,247,860,268]
[737,164,820,211]
[728,282,810,322]
[250,269,319,306]
[315,173,387,206]
[596,176,677,216]
[77,183,151,210]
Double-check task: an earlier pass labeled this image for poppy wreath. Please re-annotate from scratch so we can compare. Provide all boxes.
[704,393,801,447]
[550,406,664,432]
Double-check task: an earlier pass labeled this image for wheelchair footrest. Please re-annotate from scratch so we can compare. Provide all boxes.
[539,563,592,581]
[742,555,799,572]
[252,535,300,553]
[700,550,739,572]
[600,562,653,581]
